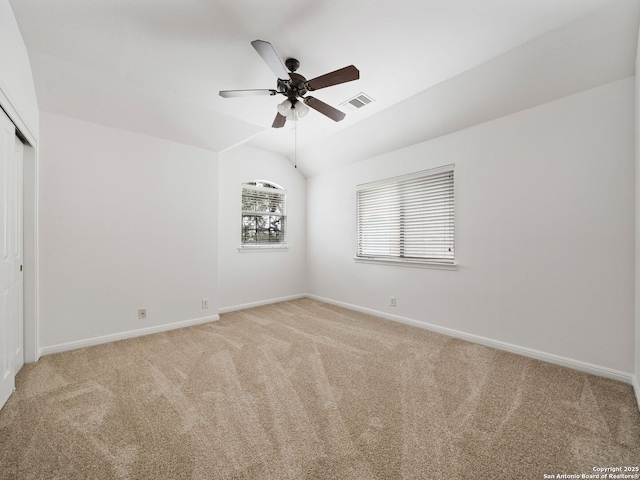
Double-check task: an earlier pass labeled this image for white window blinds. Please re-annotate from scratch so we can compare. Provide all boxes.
[241,182,286,245]
[356,165,454,264]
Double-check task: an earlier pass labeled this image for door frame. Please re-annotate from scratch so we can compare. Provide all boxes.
[0,87,40,364]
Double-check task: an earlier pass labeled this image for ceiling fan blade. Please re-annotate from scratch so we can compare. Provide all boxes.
[304,96,346,122]
[272,112,287,128]
[251,40,290,81]
[219,89,277,98]
[306,65,359,91]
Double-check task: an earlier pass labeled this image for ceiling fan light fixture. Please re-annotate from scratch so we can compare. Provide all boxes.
[295,101,310,118]
[277,99,292,116]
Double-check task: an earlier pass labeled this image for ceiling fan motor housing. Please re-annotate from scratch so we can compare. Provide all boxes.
[278,71,308,100]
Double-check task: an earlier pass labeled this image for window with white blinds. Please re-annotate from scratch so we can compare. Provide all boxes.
[241,181,286,246]
[356,165,454,264]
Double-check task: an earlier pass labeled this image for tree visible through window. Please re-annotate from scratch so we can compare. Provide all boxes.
[241,181,286,246]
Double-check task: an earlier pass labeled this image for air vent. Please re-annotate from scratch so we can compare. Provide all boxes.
[341,92,375,111]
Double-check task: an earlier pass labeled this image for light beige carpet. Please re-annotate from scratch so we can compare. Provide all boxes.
[0,298,638,479]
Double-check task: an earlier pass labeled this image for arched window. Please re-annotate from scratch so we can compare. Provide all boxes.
[241,181,286,247]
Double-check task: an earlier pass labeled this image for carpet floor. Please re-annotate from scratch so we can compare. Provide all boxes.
[0,298,639,479]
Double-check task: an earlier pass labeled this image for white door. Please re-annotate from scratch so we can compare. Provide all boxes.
[0,109,17,410]
[13,136,24,374]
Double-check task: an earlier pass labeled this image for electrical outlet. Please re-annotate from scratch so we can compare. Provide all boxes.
[202,298,209,309]
[138,308,147,319]
[390,297,396,307]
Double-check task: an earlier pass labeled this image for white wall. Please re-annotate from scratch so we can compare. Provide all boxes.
[39,112,218,352]
[0,0,38,139]
[218,145,306,311]
[308,78,635,377]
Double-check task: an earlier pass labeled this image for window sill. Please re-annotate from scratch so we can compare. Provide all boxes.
[353,256,457,270]
[238,245,289,252]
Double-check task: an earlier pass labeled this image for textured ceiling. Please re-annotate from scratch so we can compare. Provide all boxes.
[10,0,640,176]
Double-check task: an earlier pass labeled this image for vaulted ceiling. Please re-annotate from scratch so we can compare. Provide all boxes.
[10,0,640,176]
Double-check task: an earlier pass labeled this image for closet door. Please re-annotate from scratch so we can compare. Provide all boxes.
[0,109,16,411]
[13,136,24,374]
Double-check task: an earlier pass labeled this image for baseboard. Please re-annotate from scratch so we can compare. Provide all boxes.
[218,294,306,314]
[39,314,220,356]
[306,294,635,386]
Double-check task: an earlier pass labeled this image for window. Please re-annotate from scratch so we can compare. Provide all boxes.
[356,165,454,266]
[241,181,286,247]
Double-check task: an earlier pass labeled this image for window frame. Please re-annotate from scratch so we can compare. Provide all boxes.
[354,165,456,269]
[239,181,288,251]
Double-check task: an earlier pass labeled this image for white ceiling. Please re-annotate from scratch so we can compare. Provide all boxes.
[10,0,640,176]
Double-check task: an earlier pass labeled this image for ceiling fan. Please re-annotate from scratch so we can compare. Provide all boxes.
[219,40,360,128]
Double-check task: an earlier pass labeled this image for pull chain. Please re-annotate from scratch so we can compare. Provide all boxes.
[294,109,297,169]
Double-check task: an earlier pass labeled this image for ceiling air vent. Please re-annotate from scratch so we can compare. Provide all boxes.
[340,92,375,111]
